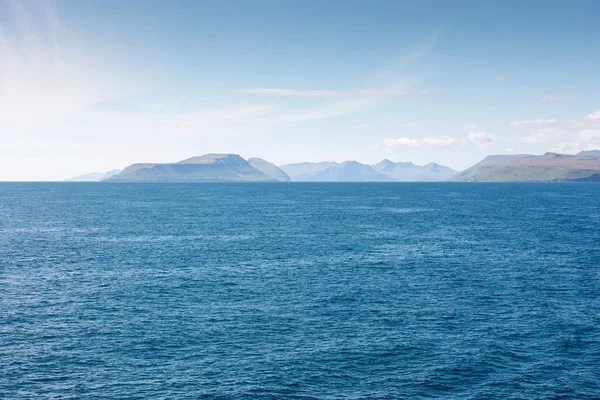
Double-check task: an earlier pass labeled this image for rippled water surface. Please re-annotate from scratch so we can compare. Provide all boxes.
[1,182,600,399]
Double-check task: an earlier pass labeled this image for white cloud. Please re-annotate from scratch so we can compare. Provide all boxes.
[382,132,495,150]
[518,127,563,144]
[513,115,600,152]
[495,76,507,81]
[466,131,494,145]
[534,118,556,124]
[552,131,600,153]
[587,110,600,120]
[233,88,340,97]
[505,148,517,153]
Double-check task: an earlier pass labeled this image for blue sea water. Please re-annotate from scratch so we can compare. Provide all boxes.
[1,182,600,399]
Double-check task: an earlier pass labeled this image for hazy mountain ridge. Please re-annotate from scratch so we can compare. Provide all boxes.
[66,169,121,182]
[373,159,457,181]
[248,158,290,182]
[280,159,456,181]
[279,162,338,181]
[298,161,394,182]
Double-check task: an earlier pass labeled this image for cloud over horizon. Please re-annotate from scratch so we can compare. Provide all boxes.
[380,131,495,151]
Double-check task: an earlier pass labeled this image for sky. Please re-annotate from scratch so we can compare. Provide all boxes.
[0,0,599,180]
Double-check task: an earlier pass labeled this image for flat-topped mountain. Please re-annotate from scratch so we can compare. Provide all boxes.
[66,169,121,182]
[373,159,456,181]
[108,154,276,182]
[248,158,290,182]
[453,153,600,182]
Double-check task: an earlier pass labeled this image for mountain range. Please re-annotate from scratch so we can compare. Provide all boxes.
[67,150,600,183]
[372,159,457,182]
[279,160,456,181]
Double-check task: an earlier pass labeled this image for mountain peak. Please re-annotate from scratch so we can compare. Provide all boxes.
[375,159,395,167]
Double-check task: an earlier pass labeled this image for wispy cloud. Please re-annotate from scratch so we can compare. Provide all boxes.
[399,122,426,129]
[541,94,572,102]
[351,123,371,130]
[234,87,423,97]
[358,88,409,96]
[461,122,481,131]
[510,119,556,127]
[0,1,133,129]
[235,28,441,104]
[510,120,532,127]
[495,76,507,81]
[534,118,556,124]
[258,97,380,126]
[173,104,278,128]
[233,88,340,97]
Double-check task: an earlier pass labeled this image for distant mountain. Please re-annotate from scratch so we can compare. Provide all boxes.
[452,153,600,182]
[578,150,600,158]
[66,169,121,182]
[279,162,338,181]
[293,161,394,182]
[451,154,533,181]
[373,159,456,181]
[248,158,290,182]
[108,154,275,182]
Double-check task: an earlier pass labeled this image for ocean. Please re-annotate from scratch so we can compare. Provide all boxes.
[1,182,599,399]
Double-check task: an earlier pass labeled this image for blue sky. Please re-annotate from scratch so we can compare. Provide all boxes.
[1,0,599,180]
